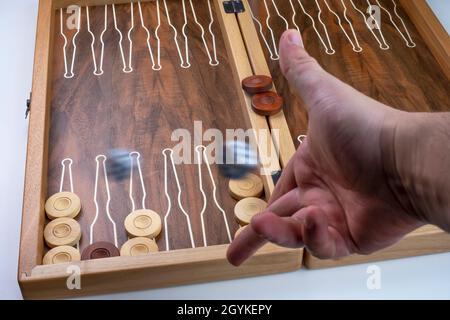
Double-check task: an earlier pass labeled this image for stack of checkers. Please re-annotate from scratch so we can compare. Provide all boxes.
[80,209,163,260]
[229,173,268,238]
[42,192,82,265]
[242,75,283,116]
[121,209,162,257]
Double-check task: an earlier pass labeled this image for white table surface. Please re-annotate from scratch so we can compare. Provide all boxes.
[1,0,449,300]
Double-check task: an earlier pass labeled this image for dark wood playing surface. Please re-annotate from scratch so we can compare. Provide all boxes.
[249,0,450,148]
[47,1,247,254]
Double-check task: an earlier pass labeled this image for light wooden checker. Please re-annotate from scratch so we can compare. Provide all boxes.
[45,192,81,220]
[43,246,81,265]
[229,173,264,200]
[234,197,268,226]
[124,210,162,239]
[121,237,159,257]
[44,217,81,248]
[234,226,246,239]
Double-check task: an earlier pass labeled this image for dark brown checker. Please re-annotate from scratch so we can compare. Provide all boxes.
[47,1,246,255]
[248,0,450,147]
[252,91,284,116]
[242,75,273,94]
[81,241,120,260]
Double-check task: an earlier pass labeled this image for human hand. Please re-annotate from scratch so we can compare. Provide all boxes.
[227,30,427,266]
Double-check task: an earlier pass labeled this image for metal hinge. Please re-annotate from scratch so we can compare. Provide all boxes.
[25,92,32,119]
[223,0,245,14]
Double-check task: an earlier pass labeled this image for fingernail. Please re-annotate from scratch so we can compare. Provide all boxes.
[288,31,303,47]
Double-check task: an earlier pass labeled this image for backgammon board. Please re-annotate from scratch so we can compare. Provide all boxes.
[19,0,450,298]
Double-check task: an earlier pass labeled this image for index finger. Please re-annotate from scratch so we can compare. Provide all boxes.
[227,187,302,266]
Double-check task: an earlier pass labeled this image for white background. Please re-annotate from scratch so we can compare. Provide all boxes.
[1,0,449,300]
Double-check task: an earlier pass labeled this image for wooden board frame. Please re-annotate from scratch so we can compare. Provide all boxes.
[18,0,303,299]
[237,0,450,269]
[304,225,450,269]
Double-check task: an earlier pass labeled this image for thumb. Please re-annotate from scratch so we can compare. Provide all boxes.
[279,30,338,112]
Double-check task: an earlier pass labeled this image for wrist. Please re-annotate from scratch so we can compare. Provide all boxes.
[381,111,450,231]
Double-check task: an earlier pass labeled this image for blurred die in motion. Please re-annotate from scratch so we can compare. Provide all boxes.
[218,140,258,179]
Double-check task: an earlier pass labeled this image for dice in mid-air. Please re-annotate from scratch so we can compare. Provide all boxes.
[218,140,258,179]
[106,140,258,182]
[106,148,134,181]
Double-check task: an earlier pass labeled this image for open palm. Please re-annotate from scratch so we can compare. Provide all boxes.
[227,30,423,266]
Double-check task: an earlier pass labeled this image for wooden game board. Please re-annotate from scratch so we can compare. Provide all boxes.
[19,0,450,299]
[19,0,302,299]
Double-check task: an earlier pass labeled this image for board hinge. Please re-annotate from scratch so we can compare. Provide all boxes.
[223,0,245,14]
[25,92,32,119]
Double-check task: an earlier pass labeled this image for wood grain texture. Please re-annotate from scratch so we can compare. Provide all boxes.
[304,225,450,268]
[19,0,303,299]
[21,243,301,299]
[47,1,247,253]
[400,0,450,79]
[54,0,154,10]
[235,2,296,168]
[214,0,281,193]
[19,0,55,279]
[248,0,450,148]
